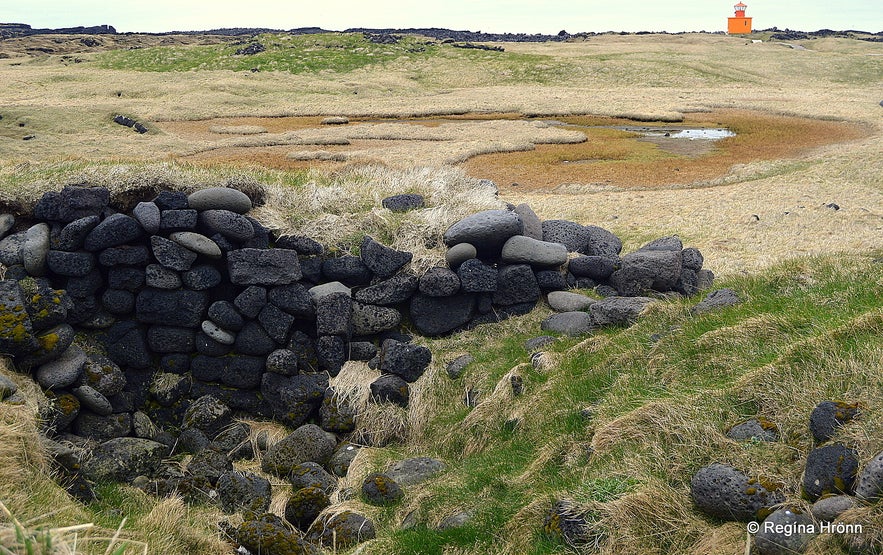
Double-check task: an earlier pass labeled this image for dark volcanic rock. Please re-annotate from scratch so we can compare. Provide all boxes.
[382,193,424,212]
[360,235,412,279]
[322,255,372,287]
[228,248,302,286]
[46,250,95,277]
[381,340,432,382]
[493,264,540,306]
[691,463,785,521]
[443,209,523,256]
[803,443,859,501]
[409,292,476,336]
[457,258,497,293]
[198,209,255,241]
[151,235,197,271]
[353,274,418,306]
[541,220,589,252]
[136,289,209,328]
[582,225,623,258]
[809,401,861,444]
[419,267,461,297]
[370,374,409,406]
[84,214,142,252]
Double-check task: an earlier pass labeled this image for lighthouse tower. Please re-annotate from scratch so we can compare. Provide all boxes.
[728,2,753,34]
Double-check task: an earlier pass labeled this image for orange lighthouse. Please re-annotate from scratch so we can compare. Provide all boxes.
[728,2,753,34]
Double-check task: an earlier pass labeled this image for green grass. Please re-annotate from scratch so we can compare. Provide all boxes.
[359,252,883,554]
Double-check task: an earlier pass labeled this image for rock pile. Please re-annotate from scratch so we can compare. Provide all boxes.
[0,182,717,553]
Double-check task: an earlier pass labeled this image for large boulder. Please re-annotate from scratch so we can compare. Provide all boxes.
[583,225,623,258]
[690,463,784,521]
[443,210,523,256]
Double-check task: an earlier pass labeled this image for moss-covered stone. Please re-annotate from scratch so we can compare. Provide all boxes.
[237,513,316,555]
[0,280,38,357]
[284,486,330,532]
[361,472,404,506]
[306,510,375,549]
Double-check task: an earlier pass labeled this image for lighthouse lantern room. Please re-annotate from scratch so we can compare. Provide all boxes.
[727,2,753,35]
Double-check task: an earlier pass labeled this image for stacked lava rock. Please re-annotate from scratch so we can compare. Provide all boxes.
[418,204,714,336]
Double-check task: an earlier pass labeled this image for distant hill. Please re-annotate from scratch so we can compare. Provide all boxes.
[1,22,881,42]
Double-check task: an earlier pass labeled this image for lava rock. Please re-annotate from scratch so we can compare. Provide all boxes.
[370,374,410,407]
[802,443,859,501]
[690,463,785,521]
[360,235,412,279]
[443,209,523,256]
[457,258,497,293]
[136,289,209,327]
[159,209,197,231]
[583,225,623,258]
[144,264,181,290]
[234,285,267,318]
[198,209,254,241]
[107,267,145,292]
[35,346,86,389]
[151,235,197,271]
[285,486,331,532]
[382,193,424,212]
[381,340,431,383]
[217,470,271,514]
[692,288,740,314]
[262,424,336,478]
[353,274,418,306]
[362,472,404,505]
[590,296,654,326]
[22,223,50,276]
[541,312,594,336]
[322,255,372,287]
[352,301,401,335]
[81,437,166,482]
[513,203,543,240]
[493,264,540,306]
[726,418,780,442]
[234,320,276,356]
[547,291,595,312]
[541,220,589,252]
[84,214,142,252]
[306,510,376,548]
[809,401,861,443]
[812,495,856,522]
[55,216,100,252]
[855,449,883,500]
[208,300,244,331]
[419,267,461,297]
[187,187,252,214]
[386,457,446,487]
[409,292,476,336]
[132,202,160,234]
[228,248,302,286]
[182,395,233,438]
[754,508,816,555]
[168,231,222,259]
[268,283,314,318]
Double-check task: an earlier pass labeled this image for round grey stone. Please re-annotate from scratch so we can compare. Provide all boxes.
[590,296,655,326]
[71,385,113,416]
[547,291,596,312]
[754,508,815,555]
[690,463,785,521]
[169,231,222,259]
[266,349,298,375]
[132,202,160,234]
[262,424,337,477]
[726,418,780,442]
[501,235,568,267]
[811,495,856,522]
[541,312,594,336]
[445,242,477,269]
[36,346,87,389]
[513,203,543,240]
[187,187,252,214]
[23,223,50,276]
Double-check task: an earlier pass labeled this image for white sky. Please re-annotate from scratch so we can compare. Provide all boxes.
[2,0,881,34]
